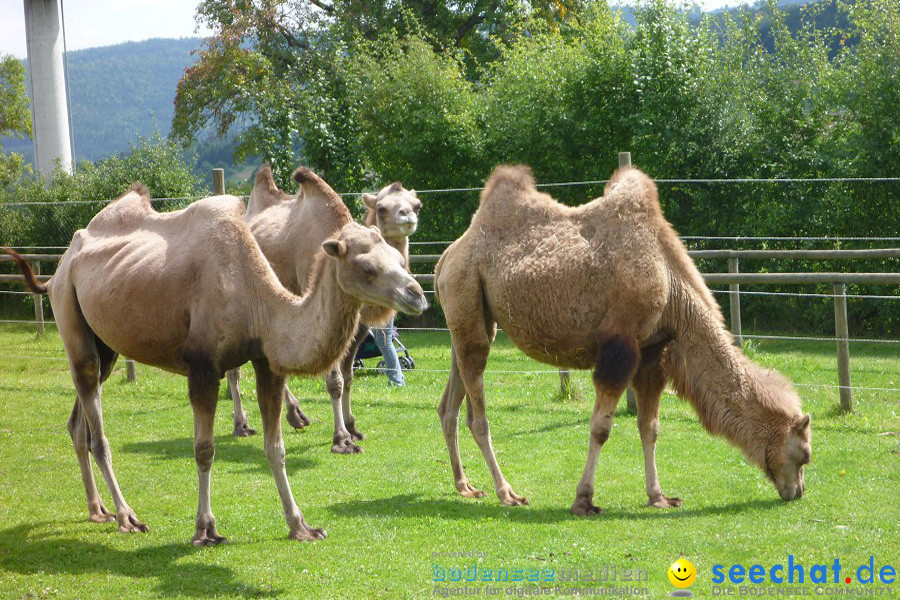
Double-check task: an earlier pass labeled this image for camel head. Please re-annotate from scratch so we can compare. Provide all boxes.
[362,183,421,239]
[763,413,812,501]
[322,222,427,316]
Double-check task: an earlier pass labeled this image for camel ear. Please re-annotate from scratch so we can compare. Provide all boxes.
[362,193,378,210]
[322,239,346,258]
[793,413,811,433]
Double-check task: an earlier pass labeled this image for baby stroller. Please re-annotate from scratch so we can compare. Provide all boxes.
[353,325,416,374]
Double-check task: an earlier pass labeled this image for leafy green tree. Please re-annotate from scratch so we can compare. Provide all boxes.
[0,54,33,186]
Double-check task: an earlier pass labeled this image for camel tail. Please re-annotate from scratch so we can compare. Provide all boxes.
[2,248,48,294]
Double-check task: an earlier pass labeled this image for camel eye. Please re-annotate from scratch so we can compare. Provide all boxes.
[376,205,388,216]
[412,201,422,213]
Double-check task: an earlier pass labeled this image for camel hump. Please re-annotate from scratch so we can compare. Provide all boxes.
[256,163,276,189]
[190,194,247,220]
[603,167,660,212]
[480,164,536,206]
[292,166,352,222]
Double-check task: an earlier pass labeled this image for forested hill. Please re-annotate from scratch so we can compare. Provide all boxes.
[6,37,204,162]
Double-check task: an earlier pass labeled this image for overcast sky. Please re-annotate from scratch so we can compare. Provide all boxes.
[1,0,749,59]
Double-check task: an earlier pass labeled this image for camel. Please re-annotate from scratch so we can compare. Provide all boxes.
[228,167,422,453]
[434,165,811,514]
[4,171,426,545]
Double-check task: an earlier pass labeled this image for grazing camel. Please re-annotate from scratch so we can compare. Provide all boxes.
[435,165,811,514]
[228,168,421,453]
[5,174,426,544]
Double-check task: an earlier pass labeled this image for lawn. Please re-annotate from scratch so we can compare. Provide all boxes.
[0,325,897,599]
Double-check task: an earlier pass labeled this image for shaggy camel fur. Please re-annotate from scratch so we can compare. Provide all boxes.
[435,165,811,514]
[5,175,426,544]
[228,170,421,453]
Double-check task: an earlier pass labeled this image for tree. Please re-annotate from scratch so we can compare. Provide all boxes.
[0,54,32,185]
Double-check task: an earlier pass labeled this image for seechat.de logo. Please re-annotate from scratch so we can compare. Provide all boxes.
[711,556,896,586]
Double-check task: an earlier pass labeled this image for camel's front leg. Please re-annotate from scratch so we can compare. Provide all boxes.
[189,367,226,545]
[572,334,639,516]
[455,335,527,507]
[253,358,326,541]
[228,368,256,437]
[633,359,681,508]
[437,346,486,498]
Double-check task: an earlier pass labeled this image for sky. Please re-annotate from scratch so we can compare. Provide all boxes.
[0,0,749,59]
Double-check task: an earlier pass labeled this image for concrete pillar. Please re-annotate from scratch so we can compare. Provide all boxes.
[24,0,74,176]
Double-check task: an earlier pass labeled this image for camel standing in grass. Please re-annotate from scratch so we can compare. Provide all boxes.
[435,165,811,513]
[228,167,421,452]
[5,172,426,544]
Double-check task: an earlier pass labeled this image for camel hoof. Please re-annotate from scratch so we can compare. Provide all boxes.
[232,422,257,437]
[498,489,529,506]
[286,405,310,430]
[88,504,116,523]
[331,440,363,454]
[571,497,603,516]
[118,513,149,533]
[288,526,327,541]
[191,526,227,546]
[348,427,365,441]
[457,482,487,498]
[649,495,682,508]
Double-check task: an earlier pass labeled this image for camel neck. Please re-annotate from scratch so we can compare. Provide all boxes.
[257,256,361,376]
[663,290,793,467]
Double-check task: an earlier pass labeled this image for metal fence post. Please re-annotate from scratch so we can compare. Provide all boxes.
[32,261,45,335]
[728,257,743,347]
[833,283,853,412]
[618,151,638,415]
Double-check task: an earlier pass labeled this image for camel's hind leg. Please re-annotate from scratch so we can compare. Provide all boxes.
[227,368,257,437]
[67,340,118,523]
[633,356,681,508]
[253,358,326,541]
[60,324,147,532]
[284,385,311,430]
[437,345,485,498]
[572,333,640,516]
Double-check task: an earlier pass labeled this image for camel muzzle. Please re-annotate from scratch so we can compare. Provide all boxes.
[398,283,428,315]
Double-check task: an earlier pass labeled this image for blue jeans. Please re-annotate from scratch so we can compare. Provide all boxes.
[372,319,404,386]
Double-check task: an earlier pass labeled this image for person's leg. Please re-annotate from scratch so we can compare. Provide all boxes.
[372,319,404,386]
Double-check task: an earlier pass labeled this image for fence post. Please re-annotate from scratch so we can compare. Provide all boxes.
[728,257,743,347]
[618,151,638,415]
[213,168,225,196]
[559,370,573,399]
[32,261,45,335]
[833,283,853,412]
[125,358,136,383]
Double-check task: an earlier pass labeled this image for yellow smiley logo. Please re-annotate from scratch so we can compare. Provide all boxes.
[668,558,697,588]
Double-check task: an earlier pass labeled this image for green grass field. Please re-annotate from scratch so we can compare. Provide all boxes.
[0,325,897,599]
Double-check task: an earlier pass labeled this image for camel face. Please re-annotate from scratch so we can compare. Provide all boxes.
[767,414,812,501]
[324,223,427,316]
[363,184,421,240]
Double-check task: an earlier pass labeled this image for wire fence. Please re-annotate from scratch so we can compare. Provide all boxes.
[2,174,898,406]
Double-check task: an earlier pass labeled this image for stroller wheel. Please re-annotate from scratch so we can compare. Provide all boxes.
[375,360,387,376]
[353,358,364,371]
[399,356,415,370]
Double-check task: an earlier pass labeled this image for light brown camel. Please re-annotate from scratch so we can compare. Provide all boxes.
[228,168,421,453]
[4,174,426,545]
[435,165,811,514]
